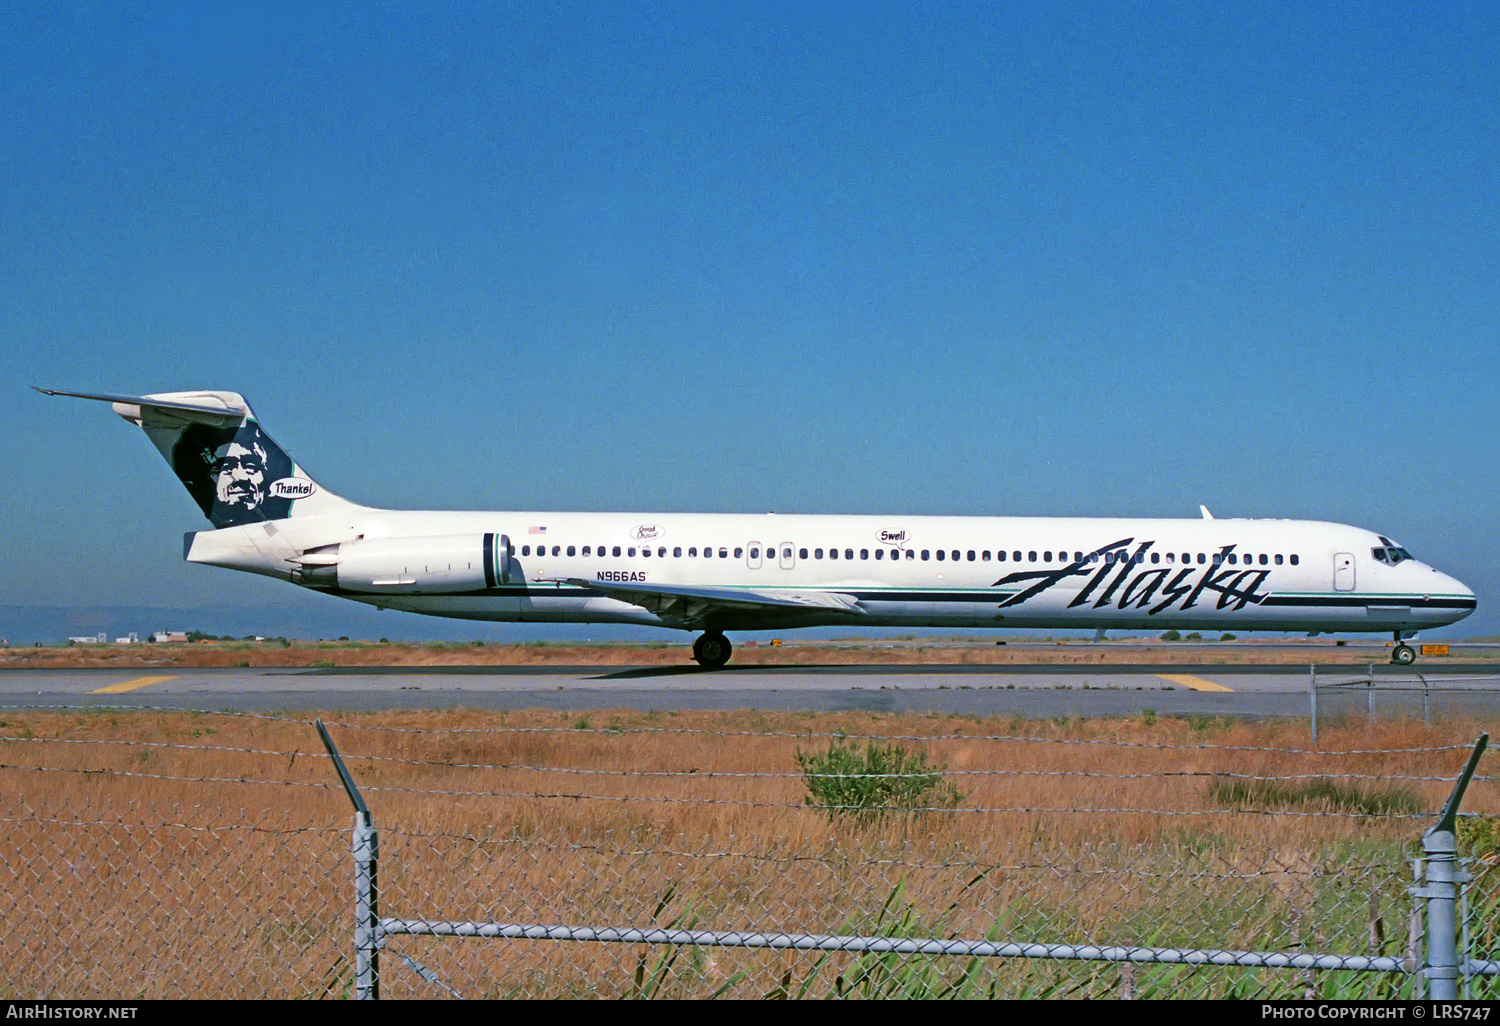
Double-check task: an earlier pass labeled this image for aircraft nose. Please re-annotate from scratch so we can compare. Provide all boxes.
[1431,567,1477,621]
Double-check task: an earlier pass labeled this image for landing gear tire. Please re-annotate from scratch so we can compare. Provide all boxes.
[1391,644,1417,666]
[692,632,732,668]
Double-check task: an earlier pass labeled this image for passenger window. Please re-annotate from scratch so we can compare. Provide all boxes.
[1029,552,1037,562]
[567,545,576,556]
[799,548,808,559]
[967,550,976,561]
[845,549,854,560]
[1275,554,1283,565]
[996,551,1005,562]
[906,549,915,559]
[735,547,744,558]
[1290,554,1299,565]
[1043,551,1052,562]
[875,549,884,560]
[922,550,930,560]
[1259,554,1268,565]
[642,547,651,558]
[829,548,838,560]
[552,545,561,556]
[629,547,637,557]
[705,547,713,558]
[936,550,945,561]
[689,547,698,557]
[674,546,682,558]
[860,549,869,560]
[1013,551,1022,562]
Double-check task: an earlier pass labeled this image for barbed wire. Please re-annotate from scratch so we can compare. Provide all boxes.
[311,721,1483,756]
[349,783,1440,819]
[0,761,1449,818]
[0,762,344,793]
[1,703,1483,756]
[0,809,343,834]
[2,733,1487,786]
[372,829,1417,878]
[0,733,330,762]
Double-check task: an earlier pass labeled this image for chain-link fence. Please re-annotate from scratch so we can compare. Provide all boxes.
[1,706,1497,998]
[1311,670,1500,742]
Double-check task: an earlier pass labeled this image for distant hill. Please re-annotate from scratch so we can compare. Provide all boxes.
[0,602,673,646]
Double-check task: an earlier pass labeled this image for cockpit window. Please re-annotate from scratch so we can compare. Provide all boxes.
[1371,546,1413,566]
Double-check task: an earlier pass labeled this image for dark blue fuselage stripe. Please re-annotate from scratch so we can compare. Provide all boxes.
[318,581,1474,612]
[1258,595,1475,610]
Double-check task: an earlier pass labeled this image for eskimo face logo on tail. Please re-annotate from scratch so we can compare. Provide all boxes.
[171,422,294,528]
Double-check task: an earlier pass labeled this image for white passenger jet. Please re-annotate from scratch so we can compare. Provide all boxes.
[40,389,1476,667]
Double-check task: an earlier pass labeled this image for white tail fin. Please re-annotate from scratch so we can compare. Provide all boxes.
[36,388,362,528]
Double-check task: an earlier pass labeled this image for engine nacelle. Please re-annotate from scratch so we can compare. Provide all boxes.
[294,533,512,594]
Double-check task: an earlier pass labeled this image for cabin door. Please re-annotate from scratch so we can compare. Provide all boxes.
[778,542,796,570]
[1333,552,1356,592]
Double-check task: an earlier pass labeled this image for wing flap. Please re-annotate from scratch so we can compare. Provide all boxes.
[551,578,864,626]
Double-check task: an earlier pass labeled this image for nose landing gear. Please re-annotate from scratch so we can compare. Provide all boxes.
[692,631,732,668]
[1391,632,1417,666]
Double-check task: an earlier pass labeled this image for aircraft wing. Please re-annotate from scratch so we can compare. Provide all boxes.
[550,578,865,627]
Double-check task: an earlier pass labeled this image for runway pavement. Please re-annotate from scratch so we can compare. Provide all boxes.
[3,662,1498,718]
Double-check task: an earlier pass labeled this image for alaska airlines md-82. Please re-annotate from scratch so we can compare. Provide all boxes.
[39,389,1476,667]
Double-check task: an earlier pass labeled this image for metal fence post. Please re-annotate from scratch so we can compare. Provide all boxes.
[317,719,381,1000]
[1309,665,1318,747]
[1423,824,1462,999]
[354,811,381,1000]
[1413,733,1487,1000]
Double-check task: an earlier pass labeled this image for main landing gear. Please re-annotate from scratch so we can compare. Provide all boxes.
[692,631,732,668]
[1391,632,1417,667]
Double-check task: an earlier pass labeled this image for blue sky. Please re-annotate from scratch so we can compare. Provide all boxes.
[2,2,1496,636]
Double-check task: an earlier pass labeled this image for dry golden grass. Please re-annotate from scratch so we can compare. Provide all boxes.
[2,637,1476,670]
[1,708,1494,998]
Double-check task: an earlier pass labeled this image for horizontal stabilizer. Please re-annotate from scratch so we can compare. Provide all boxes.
[33,387,247,425]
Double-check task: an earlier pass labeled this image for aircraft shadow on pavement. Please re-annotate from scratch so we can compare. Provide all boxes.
[588,665,818,680]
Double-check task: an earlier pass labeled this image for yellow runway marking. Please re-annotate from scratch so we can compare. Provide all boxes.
[91,675,177,695]
[1156,673,1232,693]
